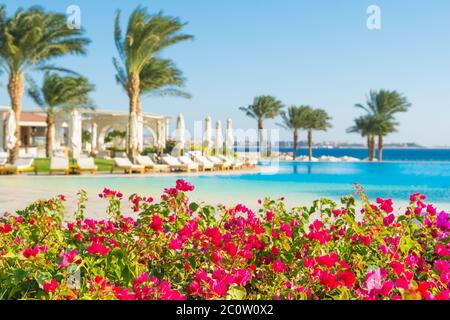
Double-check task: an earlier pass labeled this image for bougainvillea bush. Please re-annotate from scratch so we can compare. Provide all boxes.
[0,180,449,300]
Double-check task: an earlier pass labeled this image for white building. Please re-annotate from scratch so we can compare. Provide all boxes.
[0,106,171,157]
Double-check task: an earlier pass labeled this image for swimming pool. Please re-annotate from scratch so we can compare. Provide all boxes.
[1,161,450,212]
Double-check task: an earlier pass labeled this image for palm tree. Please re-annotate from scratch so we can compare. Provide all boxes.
[239,95,284,156]
[27,72,95,157]
[278,106,311,160]
[347,114,380,161]
[0,6,90,163]
[114,57,191,113]
[113,7,193,159]
[303,108,332,161]
[356,90,411,161]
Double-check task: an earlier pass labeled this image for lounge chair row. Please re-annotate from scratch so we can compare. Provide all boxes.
[0,157,98,175]
[0,154,257,175]
[110,154,255,174]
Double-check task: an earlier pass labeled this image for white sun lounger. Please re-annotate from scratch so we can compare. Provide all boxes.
[162,155,198,172]
[207,156,231,170]
[1,157,36,175]
[193,155,215,171]
[135,155,170,172]
[49,157,70,175]
[178,156,200,172]
[218,155,243,169]
[76,157,97,174]
[111,157,145,174]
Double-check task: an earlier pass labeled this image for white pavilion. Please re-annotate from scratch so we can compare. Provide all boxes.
[0,106,171,158]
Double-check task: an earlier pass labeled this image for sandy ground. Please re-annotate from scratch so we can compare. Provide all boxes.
[0,169,263,220]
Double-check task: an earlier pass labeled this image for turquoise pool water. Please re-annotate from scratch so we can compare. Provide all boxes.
[1,161,450,210]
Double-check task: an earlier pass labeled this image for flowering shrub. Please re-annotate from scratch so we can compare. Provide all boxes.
[0,181,449,300]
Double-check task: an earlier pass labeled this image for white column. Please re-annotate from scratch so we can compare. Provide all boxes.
[165,118,170,141]
[69,110,82,159]
[137,113,144,153]
[91,122,97,153]
[0,114,4,151]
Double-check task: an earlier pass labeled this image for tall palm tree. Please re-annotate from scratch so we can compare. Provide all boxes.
[113,7,193,159]
[27,72,95,157]
[303,108,332,161]
[239,95,284,156]
[278,106,311,160]
[356,90,411,161]
[347,114,380,161]
[114,57,191,113]
[0,6,90,162]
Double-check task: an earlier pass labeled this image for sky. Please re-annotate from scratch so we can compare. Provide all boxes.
[1,0,450,146]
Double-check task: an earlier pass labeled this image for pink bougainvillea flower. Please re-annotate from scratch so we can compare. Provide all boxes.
[43,279,58,293]
[366,270,383,292]
[436,211,450,232]
[440,271,450,285]
[175,179,195,192]
[86,241,110,256]
[376,198,394,213]
[211,252,223,264]
[234,269,251,286]
[395,276,410,290]
[58,249,77,267]
[435,244,449,257]
[150,214,164,232]
[434,260,449,273]
[380,280,394,296]
[318,270,338,289]
[168,238,183,251]
[338,270,356,288]
[1,224,12,234]
[315,253,339,268]
[273,259,286,273]
[22,246,39,259]
[304,257,314,268]
[383,214,395,227]
[113,287,135,300]
[389,261,405,275]
[436,290,450,300]
[211,280,228,297]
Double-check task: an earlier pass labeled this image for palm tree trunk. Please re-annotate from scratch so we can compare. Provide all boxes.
[137,97,142,114]
[367,135,372,161]
[293,129,298,160]
[308,129,313,161]
[369,135,376,161]
[127,72,140,160]
[7,72,24,163]
[378,135,384,162]
[258,118,264,158]
[46,114,55,158]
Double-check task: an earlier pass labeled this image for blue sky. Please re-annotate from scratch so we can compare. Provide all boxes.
[1,0,450,146]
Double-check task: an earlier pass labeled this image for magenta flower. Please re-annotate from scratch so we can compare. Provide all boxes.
[86,241,110,256]
[58,249,77,267]
[383,214,395,227]
[43,279,58,293]
[273,259,286,273]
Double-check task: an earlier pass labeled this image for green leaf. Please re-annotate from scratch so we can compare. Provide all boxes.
[226,285,247,300]
[35,271,53,288]
[189,202,199,212]
[339,287,350,300]
[13,269,28,282]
